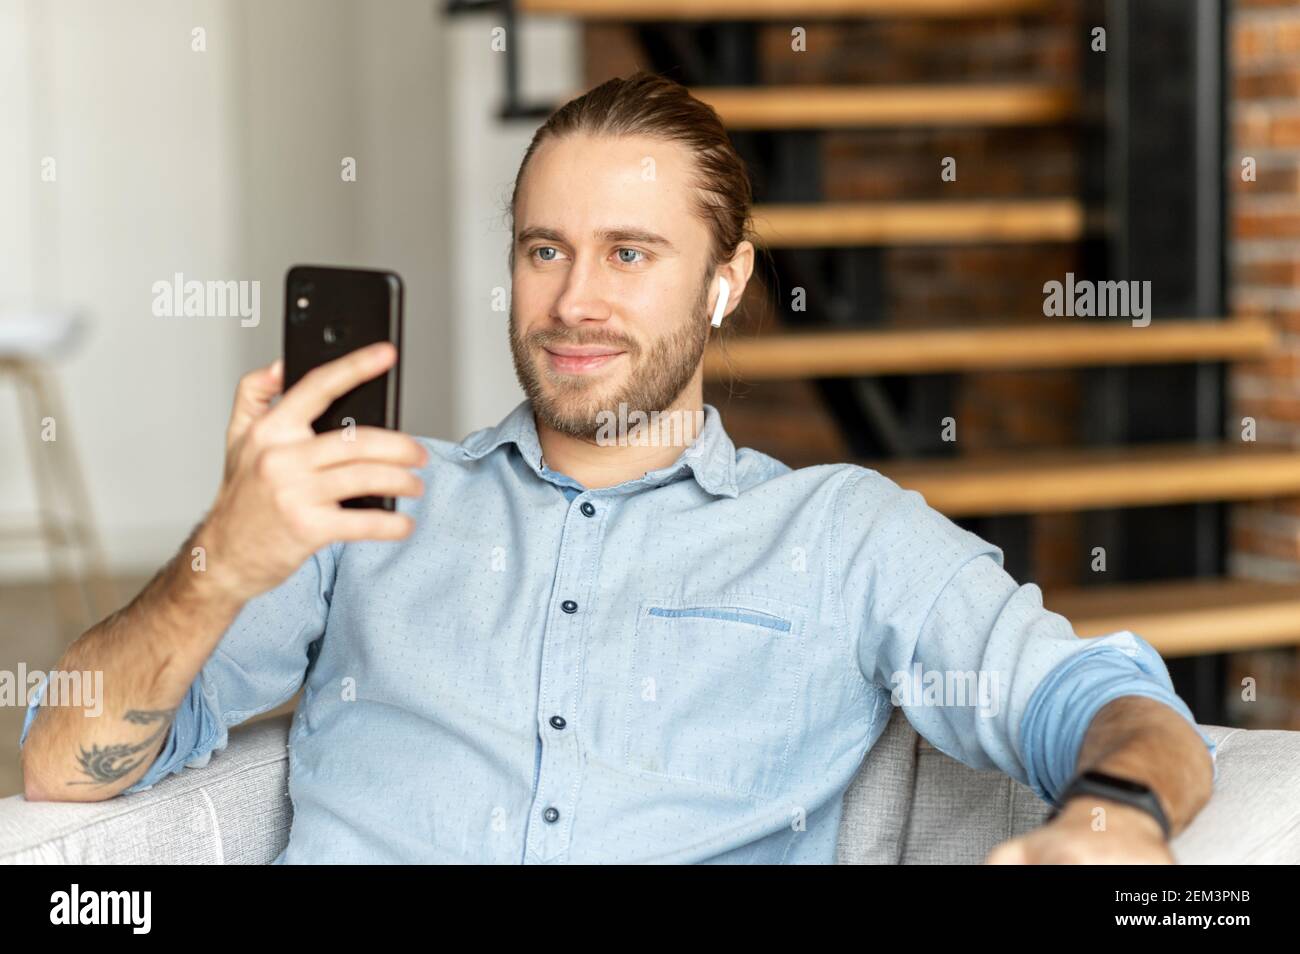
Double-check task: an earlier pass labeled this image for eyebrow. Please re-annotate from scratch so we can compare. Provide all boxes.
[515,225,677,252]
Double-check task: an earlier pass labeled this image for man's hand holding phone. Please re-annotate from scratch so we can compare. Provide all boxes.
[17,343,421,804]
[196,341,426,605]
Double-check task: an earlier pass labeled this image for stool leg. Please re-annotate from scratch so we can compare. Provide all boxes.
[15,360,116,638]
[14,363,88,641]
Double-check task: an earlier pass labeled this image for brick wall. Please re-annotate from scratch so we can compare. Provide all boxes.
[1230,0,1300,586]
[1227,0,1300,728]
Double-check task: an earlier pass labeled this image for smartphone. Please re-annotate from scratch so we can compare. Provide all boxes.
[283,264,403,510]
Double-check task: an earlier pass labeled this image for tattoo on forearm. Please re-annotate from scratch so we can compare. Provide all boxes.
[68,709,175,786]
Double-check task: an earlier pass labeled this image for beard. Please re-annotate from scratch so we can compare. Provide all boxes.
[508,273,711,441]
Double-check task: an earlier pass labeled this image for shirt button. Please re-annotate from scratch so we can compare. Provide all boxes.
[543,807,560,823]
[549,715,567,730]
[580,501,596,517]
[561,600,578,614]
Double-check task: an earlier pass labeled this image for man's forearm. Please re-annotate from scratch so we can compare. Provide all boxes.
[1071,694,1215,838]
[20,523,246,802]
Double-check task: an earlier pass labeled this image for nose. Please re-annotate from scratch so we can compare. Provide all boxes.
[551,253,612,327]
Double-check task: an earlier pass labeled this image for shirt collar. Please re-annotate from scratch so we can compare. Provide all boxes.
[458,399,739,499]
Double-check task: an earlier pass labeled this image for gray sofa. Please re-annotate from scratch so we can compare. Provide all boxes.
[2,707,1297,863]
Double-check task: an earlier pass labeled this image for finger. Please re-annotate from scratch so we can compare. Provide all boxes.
[273,342,395,427]
[299,426,428,470]
[315,507,416,543]
[227,358,284,442]
[305,462,424,505]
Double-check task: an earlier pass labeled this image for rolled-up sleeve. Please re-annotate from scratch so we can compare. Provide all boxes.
[1019,631,1217,806]
[836,466,1216,805]
[18,542,341,794]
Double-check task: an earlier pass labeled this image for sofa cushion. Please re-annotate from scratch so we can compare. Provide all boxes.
[835,705,917,864]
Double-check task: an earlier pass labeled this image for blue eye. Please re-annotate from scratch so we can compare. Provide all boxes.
[617,248,646,264]
[533,246,558,262]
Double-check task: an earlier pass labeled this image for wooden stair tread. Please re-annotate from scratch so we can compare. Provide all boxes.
[681,84,1076,128]
[1043,578,1300,657]
[520,0,1051,18]
[864,442,1300,516]
[703,318,1276,380]
[752,199,1084,247]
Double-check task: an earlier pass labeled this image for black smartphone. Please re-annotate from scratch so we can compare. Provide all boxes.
[283,264,403,510]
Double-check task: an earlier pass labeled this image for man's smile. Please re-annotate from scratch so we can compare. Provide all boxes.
[542,345,628,375]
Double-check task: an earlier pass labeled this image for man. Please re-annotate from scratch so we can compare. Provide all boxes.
[20,72,1214,863]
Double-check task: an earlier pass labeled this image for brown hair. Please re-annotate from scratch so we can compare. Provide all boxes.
[508,70,755,284]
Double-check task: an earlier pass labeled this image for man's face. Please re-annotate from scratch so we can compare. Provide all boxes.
[509,133,714,441]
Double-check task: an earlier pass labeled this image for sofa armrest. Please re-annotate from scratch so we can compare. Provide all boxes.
[0,715,293,864]
[1170,725,1300,863]
[901,723,1300,864]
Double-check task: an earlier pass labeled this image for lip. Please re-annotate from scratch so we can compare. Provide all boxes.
[543,346,626,375]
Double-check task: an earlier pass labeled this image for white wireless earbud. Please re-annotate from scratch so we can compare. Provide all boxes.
[710,277,730,328]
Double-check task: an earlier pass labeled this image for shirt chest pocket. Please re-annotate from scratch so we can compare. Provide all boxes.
[622,595,807,800]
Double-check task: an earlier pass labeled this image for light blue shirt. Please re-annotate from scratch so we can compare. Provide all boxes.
[20,399,1215,862]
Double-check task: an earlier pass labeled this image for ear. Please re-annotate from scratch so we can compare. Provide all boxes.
[709,240,755,328]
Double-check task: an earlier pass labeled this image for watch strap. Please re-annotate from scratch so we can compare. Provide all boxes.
[1046,770,1172,839]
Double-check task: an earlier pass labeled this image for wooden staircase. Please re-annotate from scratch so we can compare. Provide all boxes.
[704,318,1275,379]
[492,1,1300,666]
[520,0,1053,19]
[752,199,1085,247]
[1044,578,1300,658]
[866,442,1300,517]
[569,84,1079,129]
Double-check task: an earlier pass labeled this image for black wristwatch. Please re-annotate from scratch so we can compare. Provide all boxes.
[1047,770,1172,840]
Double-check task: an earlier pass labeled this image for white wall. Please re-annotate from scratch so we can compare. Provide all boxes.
[224,0,455,439]
[0,0,244,577]
[0,0,35,305]
[0,0,575,580]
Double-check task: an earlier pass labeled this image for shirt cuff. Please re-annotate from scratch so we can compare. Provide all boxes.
[18,670,48,749]
[120,674,217,794]
[1019,630,1218,807]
